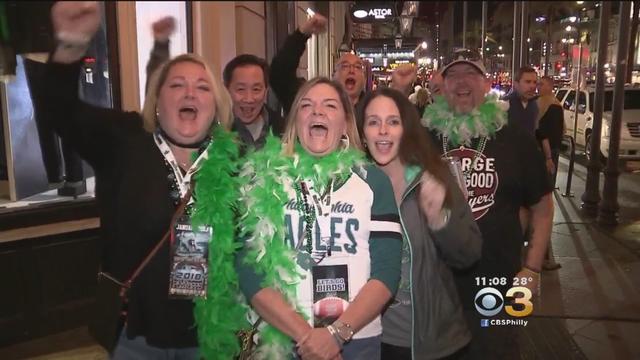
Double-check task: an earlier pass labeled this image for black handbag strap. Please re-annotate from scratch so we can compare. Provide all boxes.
[99,183,195,296]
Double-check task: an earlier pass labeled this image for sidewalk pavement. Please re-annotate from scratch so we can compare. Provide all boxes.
[520,155,640,360]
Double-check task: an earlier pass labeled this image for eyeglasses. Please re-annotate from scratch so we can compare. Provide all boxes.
[337,62,365,72]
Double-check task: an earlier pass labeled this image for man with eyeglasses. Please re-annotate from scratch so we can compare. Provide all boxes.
[270,13,416,116]
[334,53,367,107]
[421,49,554,359]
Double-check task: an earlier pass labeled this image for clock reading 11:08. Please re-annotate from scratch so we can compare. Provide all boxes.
[475,276,535,287]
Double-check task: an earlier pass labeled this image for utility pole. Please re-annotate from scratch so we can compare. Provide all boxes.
[582,1,611,216]
[463,1,468,49]
[520,1,529,68]
[544,6,552,76]
[598,1,633,226]
[626,1,639,83]
[512,1,522,78]
[482,1,487,58]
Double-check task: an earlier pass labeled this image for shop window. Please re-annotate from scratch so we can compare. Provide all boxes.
[0,2,114,213]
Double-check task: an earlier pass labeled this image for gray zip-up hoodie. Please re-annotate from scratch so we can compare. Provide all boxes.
[395,167,483,359]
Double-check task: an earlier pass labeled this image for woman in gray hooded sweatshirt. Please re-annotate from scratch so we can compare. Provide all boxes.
[357,87,482,360]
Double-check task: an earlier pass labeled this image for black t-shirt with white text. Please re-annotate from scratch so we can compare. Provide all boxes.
[429,123,552,309]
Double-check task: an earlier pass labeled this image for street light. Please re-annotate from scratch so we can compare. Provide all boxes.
[395,34,403,49]
[413,41,428,55]
[565,25,573,32]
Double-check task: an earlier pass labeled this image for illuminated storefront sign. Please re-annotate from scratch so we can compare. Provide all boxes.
[351,3,396,22]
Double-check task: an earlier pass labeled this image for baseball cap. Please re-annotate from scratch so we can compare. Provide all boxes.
[441,48,487,77]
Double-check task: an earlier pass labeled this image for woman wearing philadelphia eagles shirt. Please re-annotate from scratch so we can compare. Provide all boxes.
[233,77,403,360]
[357,87,482,360]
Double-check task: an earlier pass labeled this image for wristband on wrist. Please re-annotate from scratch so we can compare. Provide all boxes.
[523,265,541,274]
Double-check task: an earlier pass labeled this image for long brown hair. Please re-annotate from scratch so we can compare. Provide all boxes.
[356,87,452,206]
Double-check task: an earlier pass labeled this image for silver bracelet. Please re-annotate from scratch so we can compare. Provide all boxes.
[326,325,344,348]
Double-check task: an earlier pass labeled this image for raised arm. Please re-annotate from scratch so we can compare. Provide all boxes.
[45,2,142,169]
[269,13,327,114]
[145,16,175,94]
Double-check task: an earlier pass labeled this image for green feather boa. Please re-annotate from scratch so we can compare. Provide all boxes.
[237,135,365,359]
[421,94,508,147]
[191,125,249,360]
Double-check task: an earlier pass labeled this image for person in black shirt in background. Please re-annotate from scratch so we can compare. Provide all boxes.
[536,76,565,271]
[536,76,565,187]
[502,67,539,137]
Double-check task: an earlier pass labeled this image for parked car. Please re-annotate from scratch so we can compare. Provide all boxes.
[555,86,640,163]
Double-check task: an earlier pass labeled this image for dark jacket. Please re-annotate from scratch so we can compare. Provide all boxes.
[502,90,539,137]
[269,29,310,115]
[270,29,365,116]
[232,106,285,154]
[536,104,564,151]
[396,168,482,359]
[43,60,199,348]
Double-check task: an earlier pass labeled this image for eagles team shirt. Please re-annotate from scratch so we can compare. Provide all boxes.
[237,164,403,340]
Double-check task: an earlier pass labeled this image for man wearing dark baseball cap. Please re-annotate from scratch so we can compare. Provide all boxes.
[421,48,554,359]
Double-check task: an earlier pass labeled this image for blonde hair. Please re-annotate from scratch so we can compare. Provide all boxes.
[141,53,233,133]
[281,77,363,155]
[416,88,429,107]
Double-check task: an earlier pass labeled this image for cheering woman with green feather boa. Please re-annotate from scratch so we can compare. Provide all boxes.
[232,77,402,360]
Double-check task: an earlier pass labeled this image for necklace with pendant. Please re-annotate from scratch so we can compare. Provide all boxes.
[163,137,211,208]
[442,135,488,180]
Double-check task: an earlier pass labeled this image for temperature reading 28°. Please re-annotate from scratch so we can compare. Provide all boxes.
[513,277,534,286]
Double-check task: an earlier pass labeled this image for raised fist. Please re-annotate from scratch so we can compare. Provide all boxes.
[152,16,176,42]
[418,172,448,230]
[391,64,418,95]
[51,1,100,44]
[299,13,328,36]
